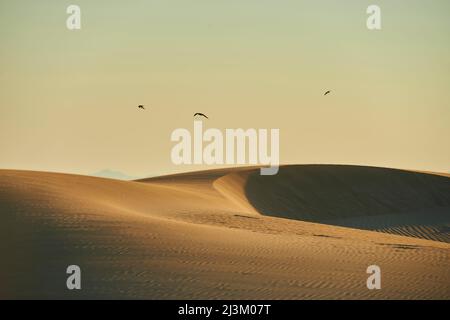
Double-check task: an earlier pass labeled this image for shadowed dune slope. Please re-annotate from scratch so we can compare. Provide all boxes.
[213,165,450,242]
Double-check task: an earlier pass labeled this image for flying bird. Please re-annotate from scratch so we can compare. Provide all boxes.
[138,105,145,110]
[324,90,331,96]
[194,112,208,119]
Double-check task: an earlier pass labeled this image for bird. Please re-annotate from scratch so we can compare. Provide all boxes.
[324,90,331,96]
[138,105,145,110]
[194,112,208,119]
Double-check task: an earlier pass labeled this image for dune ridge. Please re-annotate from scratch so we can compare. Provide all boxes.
[0,166,449,299]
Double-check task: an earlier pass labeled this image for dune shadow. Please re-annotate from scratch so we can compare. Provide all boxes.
[243,165,450,242]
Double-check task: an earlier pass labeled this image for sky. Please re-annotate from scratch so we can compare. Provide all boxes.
[1,0,449,177]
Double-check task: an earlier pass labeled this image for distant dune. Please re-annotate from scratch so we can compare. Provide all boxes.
[90,169,139,181]
[0,165,449,299]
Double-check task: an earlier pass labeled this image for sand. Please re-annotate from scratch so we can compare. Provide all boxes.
[0,165,449,299]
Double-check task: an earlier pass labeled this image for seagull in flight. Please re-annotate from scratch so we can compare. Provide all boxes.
[324,90,331,96]
[138,105,145,110]
[194,112,208,119]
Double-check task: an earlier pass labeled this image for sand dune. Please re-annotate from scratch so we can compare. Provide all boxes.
[0,166,449,299]
[213,165,450,242]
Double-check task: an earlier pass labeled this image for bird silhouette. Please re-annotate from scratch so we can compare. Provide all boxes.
[324,90,331,96]
[138,105,145,110]
[194,112,208,119]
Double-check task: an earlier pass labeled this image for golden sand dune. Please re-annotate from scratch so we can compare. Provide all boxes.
[213,165,450,242]
[0,166,449,299]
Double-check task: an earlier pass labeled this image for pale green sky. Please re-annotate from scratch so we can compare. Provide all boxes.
[1,0,449,177]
